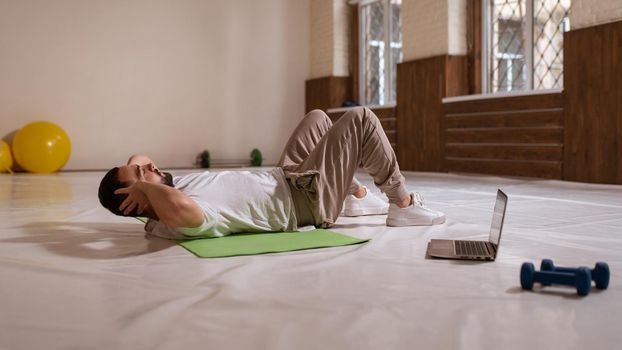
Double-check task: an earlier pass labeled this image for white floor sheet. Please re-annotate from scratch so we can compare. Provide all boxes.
[1,169,621,350]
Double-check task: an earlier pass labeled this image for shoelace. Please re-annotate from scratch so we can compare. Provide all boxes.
[412,192,427,208]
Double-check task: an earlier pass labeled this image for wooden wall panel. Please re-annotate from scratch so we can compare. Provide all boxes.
[396,57,444,171]
[564,20,622,184]
[348,4,359,102]
[444,158,562,179]
[445,110,563,128]
[466,0,482,94]
[305,76,351,112]
[446,56,469,98]
[396,55,468,171]
[445,144,563,161]
[444,93,563,114]
[446,127,563,144]
[443,93,564,179]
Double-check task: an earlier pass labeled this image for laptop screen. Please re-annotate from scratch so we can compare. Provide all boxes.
[488,190,508,245]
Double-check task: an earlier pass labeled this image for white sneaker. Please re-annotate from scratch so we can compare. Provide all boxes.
[342,187,389,217]
[386,192,446,226]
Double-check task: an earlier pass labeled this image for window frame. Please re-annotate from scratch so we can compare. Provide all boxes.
[357,0,400,106]
[482,0,571,94]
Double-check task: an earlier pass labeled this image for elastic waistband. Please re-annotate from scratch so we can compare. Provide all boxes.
[286,177,323,227]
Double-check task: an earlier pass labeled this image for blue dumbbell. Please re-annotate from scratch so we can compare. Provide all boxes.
[520,262,592,296]
[540,259,610,290]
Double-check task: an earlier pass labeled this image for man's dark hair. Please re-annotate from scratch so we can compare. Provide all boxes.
[98,167,136,216]
[98,167,176,217]
[162,172,174,187]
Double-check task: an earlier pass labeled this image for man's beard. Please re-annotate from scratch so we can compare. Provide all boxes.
[162,172,174,187]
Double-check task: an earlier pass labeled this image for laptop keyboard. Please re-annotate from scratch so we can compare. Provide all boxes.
[454,240,489,257]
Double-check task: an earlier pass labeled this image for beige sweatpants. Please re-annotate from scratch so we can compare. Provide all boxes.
[278,107,409,227]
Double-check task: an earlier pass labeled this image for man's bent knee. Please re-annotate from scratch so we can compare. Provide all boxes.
[304,109,332,126]
[339,107,379,126]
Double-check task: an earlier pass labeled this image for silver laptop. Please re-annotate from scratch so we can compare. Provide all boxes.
[426,189,508,261]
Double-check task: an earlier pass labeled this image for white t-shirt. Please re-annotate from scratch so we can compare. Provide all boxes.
[146,168,297,239]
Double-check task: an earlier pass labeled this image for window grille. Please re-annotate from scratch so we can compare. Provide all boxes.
[359,0,402,105]
[484,0,571,93]
[533,0,571,89]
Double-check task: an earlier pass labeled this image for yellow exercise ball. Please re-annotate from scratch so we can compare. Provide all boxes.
[12,121,71,173]
[0,140,13,173]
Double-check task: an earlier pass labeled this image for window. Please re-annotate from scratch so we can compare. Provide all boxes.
[483,0,571,93]
[358,0,402,105]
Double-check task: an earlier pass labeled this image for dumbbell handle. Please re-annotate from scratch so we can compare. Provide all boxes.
[541,259,610,290]
[553,266,584,274]
[533,270,577,286]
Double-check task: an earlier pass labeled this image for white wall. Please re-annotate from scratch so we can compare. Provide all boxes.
[570,0,622,30]
[0,0,310,170]
[309,0,349,78]
[447,0,467,56]
[310,0,334,78]
[402,0,466,61]
[333,0,350,77]
[311,0,470,75]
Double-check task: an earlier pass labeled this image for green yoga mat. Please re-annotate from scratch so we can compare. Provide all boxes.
[179,229,369,258]
[136,218,369,258]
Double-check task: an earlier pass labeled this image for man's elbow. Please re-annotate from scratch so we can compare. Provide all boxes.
[160,199,204,228]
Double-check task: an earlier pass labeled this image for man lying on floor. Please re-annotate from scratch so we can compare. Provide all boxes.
[98,107,445,239]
